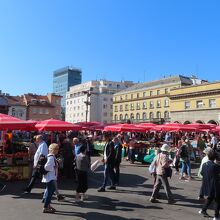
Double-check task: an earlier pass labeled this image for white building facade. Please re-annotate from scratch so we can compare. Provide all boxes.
[65,80,133,124]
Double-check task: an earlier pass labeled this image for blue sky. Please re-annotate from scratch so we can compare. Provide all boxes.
[0,0,220,95]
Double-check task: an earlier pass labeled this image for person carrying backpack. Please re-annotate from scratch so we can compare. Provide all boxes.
[42,143,59,213]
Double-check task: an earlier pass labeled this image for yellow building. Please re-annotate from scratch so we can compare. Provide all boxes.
[170,81,220,125]
[113,75,193,123]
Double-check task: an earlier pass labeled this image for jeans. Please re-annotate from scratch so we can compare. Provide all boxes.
[129,148,135,162]
[44,180,56,208]
[101,163,115,189]
[181,160,191,176]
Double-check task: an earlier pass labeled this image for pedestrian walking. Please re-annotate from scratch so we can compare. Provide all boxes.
[98,133,116,192]
[75,145,90,201]
[149,144,174,204]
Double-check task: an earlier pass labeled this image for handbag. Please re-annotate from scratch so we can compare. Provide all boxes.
[90,159,102,172]
[165,166,172,178]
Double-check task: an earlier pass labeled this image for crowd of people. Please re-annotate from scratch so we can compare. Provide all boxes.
[0,129,220,219]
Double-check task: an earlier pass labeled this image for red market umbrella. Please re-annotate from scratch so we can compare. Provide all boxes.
[75,121,102,130]
[104,123,146,133]
[153,123,197,132]
[0,113,35,130]
[135,123,156,131]
[187,123,216,130]
[35,119,82,131]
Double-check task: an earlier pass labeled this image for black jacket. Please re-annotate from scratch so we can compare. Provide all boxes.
[104,141,115,165]
[114,143,122,164]
[201,160,220,200]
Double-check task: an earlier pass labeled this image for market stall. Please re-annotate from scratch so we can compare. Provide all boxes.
[0,113,35,180]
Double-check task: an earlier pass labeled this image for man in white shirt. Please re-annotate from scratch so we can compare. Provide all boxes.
[24,135,48,193]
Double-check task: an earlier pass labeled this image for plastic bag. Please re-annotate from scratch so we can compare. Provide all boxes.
[148,161,156,174]
[90,159,102,172]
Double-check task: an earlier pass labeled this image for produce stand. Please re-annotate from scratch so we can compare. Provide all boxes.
[93,141,106,154]
[0,141,29,181]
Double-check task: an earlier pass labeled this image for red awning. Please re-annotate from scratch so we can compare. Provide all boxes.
[35,119,82,131]
[104,123,146,133]
[0,113,35,131]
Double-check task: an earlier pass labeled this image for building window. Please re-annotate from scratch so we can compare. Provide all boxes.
[143,92,146,97]
[209,99,216,108]
[114,106,118,112]
[120,114,123,120]
[131,94,133,99]
[196,100,204,108]
[185,101,190,109]
[103,97,108,101]
[143,112,147,120]
[142,102,147,109]
[164,99,169,107]
[130,113,134,119]
[67,101,69,105]
[103,112,108,117]
[164,111,169,118]
[125,104,128,111]
[150,91,153,96]
[150,101,154,109]
[125,95,128,100]
[165,88,168,94]
[136,113,140,120]
[103,104,107,109]
[136,103,140,110]
[125,114,128,119]
[120,96,123,101]
[157,100,161,108]
[137,93,139,98]
[149,112,154,119]
[114,115,118,121]
[157,111,161,119]
[157,90,160,95]
[130,103,134,110]
[120,105,123,111]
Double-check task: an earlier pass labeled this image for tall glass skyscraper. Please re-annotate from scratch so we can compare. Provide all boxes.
[53,66,82,118]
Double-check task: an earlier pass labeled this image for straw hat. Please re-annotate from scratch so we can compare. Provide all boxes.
[161,144,170,152]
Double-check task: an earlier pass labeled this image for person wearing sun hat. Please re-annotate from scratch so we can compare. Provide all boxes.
[149,143,174,204]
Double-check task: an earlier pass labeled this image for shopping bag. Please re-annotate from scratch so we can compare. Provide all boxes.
[148,161,156,174]
[90,159,102,172]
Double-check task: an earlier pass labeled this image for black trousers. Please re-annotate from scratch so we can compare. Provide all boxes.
[114,163,121,184]
[76,170,88,193]
[202,196,220,218]
[25,169,40,192]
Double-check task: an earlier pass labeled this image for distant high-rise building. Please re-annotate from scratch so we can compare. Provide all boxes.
[53,66,82,118]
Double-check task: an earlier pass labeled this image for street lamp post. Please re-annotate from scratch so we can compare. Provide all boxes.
[83,91,91,123]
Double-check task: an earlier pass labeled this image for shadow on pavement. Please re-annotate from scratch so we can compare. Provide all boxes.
[54,211,145,219]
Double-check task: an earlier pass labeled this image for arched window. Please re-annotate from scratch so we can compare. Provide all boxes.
[130,113,134,119]
[208,120,218,125]
[125,114,128,120]
[196,120,204,124]
[120,114,123,121]
[164,111,169,119]
[149,112,154,119]
[114,115,118,122]
[143,112,147,120]
[157,111,161,119]
[136,113,140,120]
